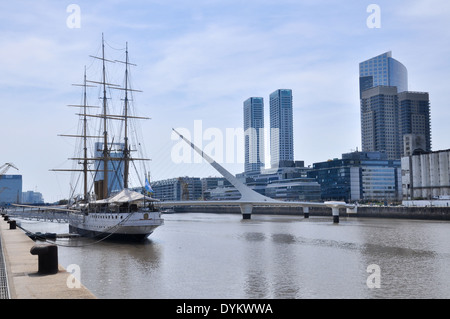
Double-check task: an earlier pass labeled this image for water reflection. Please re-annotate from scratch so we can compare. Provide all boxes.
[243,234,270,298]
[15,215,450,299]
[356,220,447,299]
[271,233,296,244]
[56,237,163,298]
[243,232,266,242]
[245,270,270,298]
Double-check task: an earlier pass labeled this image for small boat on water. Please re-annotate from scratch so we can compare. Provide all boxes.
[160,207,176,214]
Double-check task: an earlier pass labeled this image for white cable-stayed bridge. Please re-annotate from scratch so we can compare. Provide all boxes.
[156,129,357,223]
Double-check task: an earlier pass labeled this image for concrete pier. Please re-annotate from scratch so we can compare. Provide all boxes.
[239,203,253,220]
[0,218,96,299]
[303,207,309,218]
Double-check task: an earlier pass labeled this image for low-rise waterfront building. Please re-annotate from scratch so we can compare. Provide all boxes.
[203,186,241,201]
[22,191,44,204]
[308,151,401,202]
[201,177,232,200]
[238,160,322,201]
[265,178,321,201]
[152,177,203,201]
[401,149,450,201]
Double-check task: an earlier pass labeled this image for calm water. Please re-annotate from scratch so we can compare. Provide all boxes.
[18,213,450,299]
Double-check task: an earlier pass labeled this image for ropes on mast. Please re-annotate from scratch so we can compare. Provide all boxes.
[56,34,152,203]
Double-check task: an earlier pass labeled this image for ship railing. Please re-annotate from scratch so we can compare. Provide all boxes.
[5,207,71,223]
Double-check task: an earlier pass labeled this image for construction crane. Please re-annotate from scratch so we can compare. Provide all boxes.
[0,163,19,176]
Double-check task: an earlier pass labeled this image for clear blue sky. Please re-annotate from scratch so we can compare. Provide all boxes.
[1,0,449,202]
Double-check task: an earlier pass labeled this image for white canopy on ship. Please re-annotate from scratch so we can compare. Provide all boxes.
[92,189,160,205]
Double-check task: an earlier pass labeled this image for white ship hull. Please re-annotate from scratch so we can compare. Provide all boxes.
[68,210,164,241]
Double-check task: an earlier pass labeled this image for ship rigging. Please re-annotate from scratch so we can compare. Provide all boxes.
[51,34,163,241]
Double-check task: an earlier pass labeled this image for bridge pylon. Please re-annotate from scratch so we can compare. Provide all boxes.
[239,203,253,220]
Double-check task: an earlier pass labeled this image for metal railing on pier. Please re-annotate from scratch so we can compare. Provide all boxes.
[5,208,70,223]
[0,231,10,299]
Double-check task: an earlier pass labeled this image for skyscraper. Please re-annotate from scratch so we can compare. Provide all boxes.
[361,86,401,160]
[359,51,408,97]
[94,142,125,194]
[398,91,431,153]
[243,97,265,174]
[270,89,294,168]
[359,52,431,159]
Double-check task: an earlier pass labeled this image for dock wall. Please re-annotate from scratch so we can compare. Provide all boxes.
[172,205,450,221]
[0,217,96,299]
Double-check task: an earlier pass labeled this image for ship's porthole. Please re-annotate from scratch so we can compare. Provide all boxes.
[144,213,149,220]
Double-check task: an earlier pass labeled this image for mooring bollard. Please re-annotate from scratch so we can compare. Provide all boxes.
[30,244,59,275]
[3,215,9,221]
[7,220,16,229]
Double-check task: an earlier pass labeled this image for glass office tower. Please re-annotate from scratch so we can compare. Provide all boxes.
[361,87,431,160]
[270,89,294,168]
[0,175,22,204]
[359,51,408,97]
[308,151,401,202]
[243,97,265,174]
[359,52,431,160]
[94,142,125,194]
[361,86,401,160]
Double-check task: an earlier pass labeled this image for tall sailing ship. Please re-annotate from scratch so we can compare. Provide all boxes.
[54,35,163,241]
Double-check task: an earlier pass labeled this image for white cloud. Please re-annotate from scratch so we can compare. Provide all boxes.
[397,0,450,18]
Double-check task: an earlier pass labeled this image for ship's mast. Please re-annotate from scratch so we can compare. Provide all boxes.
[101,33,109,199]
[58,36,151,200]
[86,34,124,199]
[123,42,130,189]
[52,67,98,202]
[114,43,149,190]
[82,66,89,200]
[54,34,155,202]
